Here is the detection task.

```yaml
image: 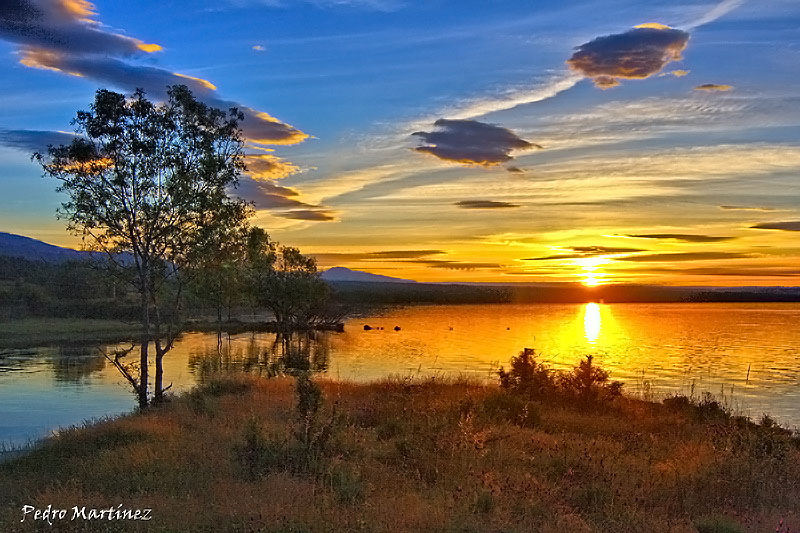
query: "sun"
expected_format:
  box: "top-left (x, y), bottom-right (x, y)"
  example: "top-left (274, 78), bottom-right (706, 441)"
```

top-left (574, 256), bottom-right (609, 286)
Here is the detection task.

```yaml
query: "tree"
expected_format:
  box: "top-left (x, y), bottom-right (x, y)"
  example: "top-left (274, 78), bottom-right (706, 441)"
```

top-left (37, 85), bottom-right (251, 407)
top-left (247, 238), bottom-right (334, 331)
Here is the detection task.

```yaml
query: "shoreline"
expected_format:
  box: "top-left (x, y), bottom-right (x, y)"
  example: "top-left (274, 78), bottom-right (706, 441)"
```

top-left (2, 373), bottom-right (798, 532)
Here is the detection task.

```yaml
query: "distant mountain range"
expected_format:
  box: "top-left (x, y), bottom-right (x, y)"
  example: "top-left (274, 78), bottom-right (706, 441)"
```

top-left (0, 232), bottom-right (93, 262)
top-left (321, 266), bottom-right (414, 283)
top-left (0, 233), bottom-right (414, 283)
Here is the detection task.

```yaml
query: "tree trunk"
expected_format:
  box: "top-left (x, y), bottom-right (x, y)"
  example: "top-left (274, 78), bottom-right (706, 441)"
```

top-left (139, 274), bottom-right (150, 409)
top-left (154, 346), bottom-right (164, 404)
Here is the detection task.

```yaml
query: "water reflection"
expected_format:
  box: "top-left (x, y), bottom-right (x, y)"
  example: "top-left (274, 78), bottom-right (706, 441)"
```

top-left (2, 303), bottom-right (800, 447)
top-left (584, 303), bottom-right (601, 344)
top-left (187, 332), bottom-right (330, 382)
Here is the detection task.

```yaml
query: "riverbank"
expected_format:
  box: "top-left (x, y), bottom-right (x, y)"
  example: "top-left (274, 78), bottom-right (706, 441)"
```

top-left (0, 317), bottom-right (344, 349)
top-left (1, 374), bottom-right (798, 532)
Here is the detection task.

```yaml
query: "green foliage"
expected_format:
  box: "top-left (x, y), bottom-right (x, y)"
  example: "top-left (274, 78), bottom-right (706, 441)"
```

top-left (498, 349), bottom-right (623, 407)
top-left (498, 348), bottom-right (557, 399)
top-left (560, 355), bottom-right (623, 403)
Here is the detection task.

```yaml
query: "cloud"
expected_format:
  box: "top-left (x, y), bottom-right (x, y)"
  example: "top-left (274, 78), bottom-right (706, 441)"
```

top-left (0, 0), bottom-right (161, 56)
top-left (1, 1), bottom-right (307, 147)
top-left (411, 259), bottom-right (502, 270)
top-left (719, 205), bottom-right (778, 212)
top-left (275, 209), bottom-right (337, 221)
top-left (0, 128), bottom-right (76, 152)
top-left (245, 153), bottom-right (301, 180)
top-left (455, 200), bottom-right (521, 209)
top-left (505, 166), bottom-right (524, 174)
top-left (695, 83), bottom-right (733, 91)
top-left (412, 119), bottom-right (537, 166)
top-left (17, 49), bottom-right (308, 145)
top-left (616, 251), bottom-right (753, 262)
top-left (684, 0), bottom-right (745, 30)
top-left (311, 250), bottom-right (446, 263)
top-left (523, 246), bottom-right (646, 261)
top-left (623, 233), bottom-right (735, 243)
top-left (252, 45), bottom-right (265, 51)
top-left (750, 221), bottom-right (800, 231)
top-left (660, 69), bottom-right (690, 77)
top-left (567, 25), bottom-right (690, 88)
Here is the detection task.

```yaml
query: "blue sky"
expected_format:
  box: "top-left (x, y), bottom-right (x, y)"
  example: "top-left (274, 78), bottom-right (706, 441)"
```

top-left (1, 0), bottom-right (799, 285)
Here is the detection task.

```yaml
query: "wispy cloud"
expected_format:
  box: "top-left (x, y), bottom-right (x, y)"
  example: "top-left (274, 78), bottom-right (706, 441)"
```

top-left (616, 251), bottom-right (753, 262)
top-left (684, 0), bottom-right (746, 30)
top-left (275, 209), bottom-right (337, 221)
top-left (623, 233), bottom-right (735, 243)
top-left (750, 221), bottom-right (800, 231)
top-left (455, 200), bottom-right (521, 209)
top-left (0, 128), bottom-right (76, 152)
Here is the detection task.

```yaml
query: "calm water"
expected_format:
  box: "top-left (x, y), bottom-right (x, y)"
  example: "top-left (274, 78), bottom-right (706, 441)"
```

top-left (2, 303), bottom-right (799, 447)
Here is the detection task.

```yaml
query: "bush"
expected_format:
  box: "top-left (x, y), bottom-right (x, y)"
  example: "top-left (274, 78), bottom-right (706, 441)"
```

top-left (560, 355), bottom-right (623, 404)
top-left (498, 348), bottom-right (557, 399)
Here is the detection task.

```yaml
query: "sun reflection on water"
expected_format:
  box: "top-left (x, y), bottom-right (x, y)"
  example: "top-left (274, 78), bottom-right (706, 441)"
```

top-left (584, 302), bottom-right (601, 344)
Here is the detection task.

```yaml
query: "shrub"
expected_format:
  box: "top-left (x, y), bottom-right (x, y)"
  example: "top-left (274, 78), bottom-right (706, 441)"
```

top-left (326, 464), bottom-right (365, 504)
top-left (560, 355), bottom-right (622, 404)
top-left (498, 348), bottom-right (558, 399)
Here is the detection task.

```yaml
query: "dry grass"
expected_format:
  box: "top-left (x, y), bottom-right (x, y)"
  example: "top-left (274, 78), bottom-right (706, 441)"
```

top-left (1, 374), bottom-right (798, 532)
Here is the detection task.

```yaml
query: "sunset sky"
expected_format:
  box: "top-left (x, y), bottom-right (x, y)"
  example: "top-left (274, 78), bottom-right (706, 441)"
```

top-left (1, 0), bottom-right (799, 286)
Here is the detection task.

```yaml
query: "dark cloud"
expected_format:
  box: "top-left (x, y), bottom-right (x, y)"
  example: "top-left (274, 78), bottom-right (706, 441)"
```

top-left (624, 233), bottom-right (735, 243)
top-left (412, 119), bottom-right (538, 166)
top-left (506, 166), bottom-right (524, 174)
top-left (750, 221), bottom-right (800, 232)
top-left (719, 205), bottom-right (777, 212)
top-left (235, 176), bottom-right (312, 210)
top-left (0, 0), bottom-right (161, 57)
top-left (1, 1), bottom-right (307, 147)
top-left (523, 246), bottom-right (645, 261)
top-left (616, 252), bottom-right (752, 262)
top-left (18, 50), bottom-right (307, 145)
top-left (567, 25), bottom-right (690, 88)
top-left (695, 84), bottom-right (733, 91)
top-left (276, 209), bottom-right (337, 222)
top-left (640, 267), bottom-right (800, 277)
top-left (414, 259), bottom-right (502, 270)
top-left (455, 200), bottom-right (521, 209)
top-left (368, 250), bottom-right (445, 259)
top-left (312, 250), bottom-right (445, 262)
top-left (0, 128), bottom-right (76, 152)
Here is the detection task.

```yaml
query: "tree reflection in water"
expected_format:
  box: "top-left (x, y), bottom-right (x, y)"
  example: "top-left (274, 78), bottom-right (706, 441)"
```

top-left (188, 331), bottom-right (330, 381)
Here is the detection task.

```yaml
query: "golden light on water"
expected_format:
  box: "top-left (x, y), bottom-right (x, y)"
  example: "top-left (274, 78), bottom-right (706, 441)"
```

top-left (583, 302), bottom-right (602, 343)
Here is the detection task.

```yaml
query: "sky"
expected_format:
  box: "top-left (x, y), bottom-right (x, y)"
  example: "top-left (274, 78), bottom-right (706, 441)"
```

top-left (1, 0), bottom-right (799, 286)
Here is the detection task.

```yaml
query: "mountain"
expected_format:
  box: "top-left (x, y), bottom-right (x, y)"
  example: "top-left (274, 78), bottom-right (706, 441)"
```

top-left (321, 266), bottom-right (415, 283)
top-left (0, 232), bottom-right (91, 262)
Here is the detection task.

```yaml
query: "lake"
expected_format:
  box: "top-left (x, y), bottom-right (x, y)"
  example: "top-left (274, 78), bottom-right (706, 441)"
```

top-left (2, 302), bottom-right (799, 447)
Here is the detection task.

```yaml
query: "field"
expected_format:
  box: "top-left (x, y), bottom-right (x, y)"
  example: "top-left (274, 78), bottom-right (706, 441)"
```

top-left (1, 372), bottom-right (798, 532)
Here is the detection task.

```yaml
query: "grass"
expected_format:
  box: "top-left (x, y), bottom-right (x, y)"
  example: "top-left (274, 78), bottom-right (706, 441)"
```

top-left (1, 372), bottom-right (798, 532)
top-left (0, 318), bottom-right (142, 348)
